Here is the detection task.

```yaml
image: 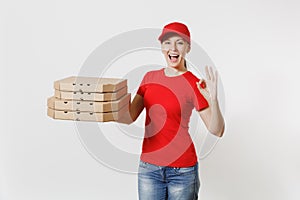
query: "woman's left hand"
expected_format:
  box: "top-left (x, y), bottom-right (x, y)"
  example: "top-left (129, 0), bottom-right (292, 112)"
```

top-left (196, 65), bottom-right (218, 103)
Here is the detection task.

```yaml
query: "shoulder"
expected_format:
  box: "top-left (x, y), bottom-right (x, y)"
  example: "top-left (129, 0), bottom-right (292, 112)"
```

top-left (184, 71), bottom-right (207, 93)
top-left (142, 68), bottom-right (163, 78)
top-left (183, 71), bottom-right (201, 89)
top-left (185, 71), bottom-right (200, 82)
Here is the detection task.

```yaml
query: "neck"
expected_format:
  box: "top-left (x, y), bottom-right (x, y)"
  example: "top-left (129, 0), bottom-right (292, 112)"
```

top-left (166, 66), bottom-right (186, 71)
top-left (168, 58), bottom-right (186, 71)
top-left (164, 66), bottom-right (187, 76)
top-left (166, 64), bottom-right (187, 72)
top-left (165, 57), bottom-right (187, 75)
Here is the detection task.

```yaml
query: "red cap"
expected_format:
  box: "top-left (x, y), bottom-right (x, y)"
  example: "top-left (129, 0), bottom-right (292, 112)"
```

top-left (158, 22), bottom-right (191, 44)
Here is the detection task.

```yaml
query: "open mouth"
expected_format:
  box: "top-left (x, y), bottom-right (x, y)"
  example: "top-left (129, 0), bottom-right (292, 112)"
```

top-left (168, 54), bottom-right (180, 63)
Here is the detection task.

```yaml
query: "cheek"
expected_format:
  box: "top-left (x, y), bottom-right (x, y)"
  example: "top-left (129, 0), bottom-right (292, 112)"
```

top-left (161, 46), bottom-right (169, 51)
top-left (161, 49), bottom-right (168, 56)
top-left (177, 47), bottom-right (187, 54)
top-left (181, 48), bottom-right (190, 56)
top-left (179, 51), bottom-right (187, 57)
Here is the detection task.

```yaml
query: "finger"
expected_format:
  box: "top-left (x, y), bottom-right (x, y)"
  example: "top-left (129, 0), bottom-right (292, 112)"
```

top-left (205, 65), bottom-right (211, 80)
top-left (215, 70), bottom-right (218, 85)
top-left (196, 81), bottom-right (206, 90)
top-left (196, 81), bottom-right (201, 89)
top-left (199, 79), bottom-right (206, 89)
top-left (196, 82), bottom-right (209, 95)
top-left (202, 88), bottom-right (211, 100)
top-left (197, 81), bottom-right (209, 93)
top-left (209, 66), bottom-right (215, 82)
top-left (216, 72), bottom-right (219, 95)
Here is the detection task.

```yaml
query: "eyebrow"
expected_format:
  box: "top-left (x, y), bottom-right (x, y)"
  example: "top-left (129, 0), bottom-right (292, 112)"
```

top-left (164, 39), bottom-right (184, 42)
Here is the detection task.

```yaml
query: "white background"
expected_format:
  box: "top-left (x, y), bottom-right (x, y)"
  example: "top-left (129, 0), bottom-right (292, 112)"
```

top-left (1, 0), bottom-right (300, 199)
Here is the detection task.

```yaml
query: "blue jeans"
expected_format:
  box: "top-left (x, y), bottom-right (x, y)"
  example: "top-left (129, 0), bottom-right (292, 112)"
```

top-left (138, 160), bottom-right (200, 200)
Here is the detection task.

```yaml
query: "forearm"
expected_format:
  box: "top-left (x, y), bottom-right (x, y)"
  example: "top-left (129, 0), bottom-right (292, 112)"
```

top-left (117, 102), bottom-right (134, 124)
top-left (208, 99), bottom-right (225, 137)
top-left (117, 94), bottom-right (144, 124)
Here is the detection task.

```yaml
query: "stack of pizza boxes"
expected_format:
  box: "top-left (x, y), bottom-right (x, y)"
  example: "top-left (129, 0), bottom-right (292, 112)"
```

top-left (47, 76), bottom-right (130, 122)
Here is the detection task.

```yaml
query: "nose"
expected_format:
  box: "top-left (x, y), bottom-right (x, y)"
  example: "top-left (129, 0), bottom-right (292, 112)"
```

top-left (170, 42), bottom-right (177, 51)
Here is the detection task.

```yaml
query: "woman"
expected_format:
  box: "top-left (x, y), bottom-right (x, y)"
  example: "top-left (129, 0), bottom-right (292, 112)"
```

top-left (119, 22), bottom-right (225, 200)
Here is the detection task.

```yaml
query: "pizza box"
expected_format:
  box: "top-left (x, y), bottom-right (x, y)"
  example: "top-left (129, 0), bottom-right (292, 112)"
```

top-left (54, 76), bottom-right (127, 93)
top-left (54, 86), bottom-right (127, 101)
top-left (47, 93), bottom-right (130, 112)
top-left (47, 103), bottom-right (129, 122)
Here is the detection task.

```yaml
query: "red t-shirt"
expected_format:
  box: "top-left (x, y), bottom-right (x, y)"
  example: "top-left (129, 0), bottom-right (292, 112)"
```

top-left (137, 68), bottom-right (209, 167)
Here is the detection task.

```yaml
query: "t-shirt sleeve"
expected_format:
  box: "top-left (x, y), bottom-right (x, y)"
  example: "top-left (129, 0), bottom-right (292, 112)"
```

top-left (136, 72), bottom-right (148, 97)
top-left (192, 77), bottom-right (209, 111)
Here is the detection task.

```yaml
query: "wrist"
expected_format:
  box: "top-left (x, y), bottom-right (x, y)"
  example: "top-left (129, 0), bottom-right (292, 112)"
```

top-left (209, 98), bottom-right (218, 105)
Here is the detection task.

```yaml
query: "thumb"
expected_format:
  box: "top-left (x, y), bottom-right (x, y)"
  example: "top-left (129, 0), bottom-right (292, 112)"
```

top-left (196, 81), bottom-right (210, 100)
top-left (197, 79), bottom-right (206, 89)
top-left (196, 82), bottom-right (204, 92)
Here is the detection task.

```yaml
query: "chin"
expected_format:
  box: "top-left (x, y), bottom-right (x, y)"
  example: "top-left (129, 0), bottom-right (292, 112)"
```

top-left (168, 63), bottom-right (180, 68)
top-left (168, 60), bottom-right (182, 67)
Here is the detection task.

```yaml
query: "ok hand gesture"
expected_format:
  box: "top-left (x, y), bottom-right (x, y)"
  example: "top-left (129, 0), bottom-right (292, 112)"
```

top-left (196, 65), bottom-right (218, 103)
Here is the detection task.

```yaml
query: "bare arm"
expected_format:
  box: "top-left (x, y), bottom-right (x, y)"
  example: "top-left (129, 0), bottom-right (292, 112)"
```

top-left (117, 94), bottom-right (144, 124)
top-left (196, 66), bottom-right (225, 137)
top-left (198, 100), bottom-right (225, 137)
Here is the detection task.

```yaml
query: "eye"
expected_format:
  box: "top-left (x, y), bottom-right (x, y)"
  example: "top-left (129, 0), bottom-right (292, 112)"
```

top-left (164, 41), bottom-right (170, 44)
top-left (177, 41), bottom-right (184, 45)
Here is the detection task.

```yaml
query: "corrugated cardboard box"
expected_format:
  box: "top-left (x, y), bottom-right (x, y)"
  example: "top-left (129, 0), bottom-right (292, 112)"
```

top-left (47, 93), bottom-right (130, 112)
top-left (47, 103), bottom-right (129, 122)
top-left (54, 76), bottom-right (127, 93)
top-left (54, 86), bottom-right (128, 101)
top-left (48, 76), bottom-right (131, 123)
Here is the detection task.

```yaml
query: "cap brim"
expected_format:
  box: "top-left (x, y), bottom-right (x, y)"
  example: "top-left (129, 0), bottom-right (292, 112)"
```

top-left (158, 30), bottom-right (190, 44)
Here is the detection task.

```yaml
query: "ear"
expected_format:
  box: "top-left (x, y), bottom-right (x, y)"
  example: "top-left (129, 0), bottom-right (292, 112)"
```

top-left (161, 42), bottom-right (167, 53)
top-left (186, 44), bottom-right (191, 53)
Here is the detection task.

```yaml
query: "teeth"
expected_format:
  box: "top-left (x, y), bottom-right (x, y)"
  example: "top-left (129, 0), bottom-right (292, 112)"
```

top-left (168, 54), bottom-right (179, 60)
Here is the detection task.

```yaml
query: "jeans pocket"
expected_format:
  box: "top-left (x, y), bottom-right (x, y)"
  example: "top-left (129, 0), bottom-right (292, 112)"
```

top-left (139, 160), bottom-right (148, 169)
top-left (138, 160), bottom-right (161, 174)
